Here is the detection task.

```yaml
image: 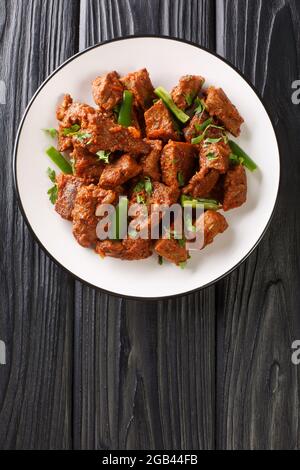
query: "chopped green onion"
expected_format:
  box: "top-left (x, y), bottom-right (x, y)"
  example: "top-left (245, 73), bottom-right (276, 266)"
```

top-left (62, 124), bottom-right (81, 136)
top-left (177, 172), bottom-right (185, 187)
top-left (184, 213), bottom-right (197, 233)
top-left (154, 86), bottom-right (190, 124)
top-left (158, 255), bottom-right (163, 265)
top-left (184, 92), bottom-right (195, 107)
top-left (194, 118), bottom-right (213, 134)
top-left (192, 123), bottom-right (227, 145)
top-left (178, 238), bottom-right (186, 248)
top-left (144, 177), bottom-right (153, 196)
top-left (46, 147), bottom-right (73, 174)
top-left (194, 97), bottom-right (206, 115)
top-left (228, 140), bottom-right (258, 172)
top-left (181, 195), bottom-right (221, 211)
top-left (118, 90), bottom-right (133, 127)
top-left (206, 152), bottom-right (218, 161)
top-left (133, 180), bottom-right (145, 193)
top-left (44, 128), bottom-right (58, 139)
top-left (96, 150), bottom-right (111, 164)
top-left (204, 137), bottom-right (223, 145)
top-left (179, 261), bottom-right (187, 270)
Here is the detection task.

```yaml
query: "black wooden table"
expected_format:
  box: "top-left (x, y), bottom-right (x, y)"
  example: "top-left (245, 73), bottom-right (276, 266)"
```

top-left (0, 0), bottom-right (299, 450)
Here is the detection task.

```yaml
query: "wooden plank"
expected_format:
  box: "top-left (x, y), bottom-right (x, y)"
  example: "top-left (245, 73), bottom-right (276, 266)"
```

top-left (0, 0), bottom-right (80, 449)
top-left (215, 0), bottom-right (300, 450)
top-left (74, 0), bottom-right (216, 450)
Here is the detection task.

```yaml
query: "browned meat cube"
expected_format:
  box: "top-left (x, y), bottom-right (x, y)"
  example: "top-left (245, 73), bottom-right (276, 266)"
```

top-left (183, 111), bottom-right (224, 143)
top-left (120, 68), bottom-right (155, 110)
top-left (96, 238), bottom-right (152, 260)
top-left (149, 182), bottom-right (180, 206)
top-left (55, 174), bottom-right (85, 221)
top-left (82, 113), bottom-right (150, 155)
top-left (140, 140), bottom-right (162, 181)
top-left (196, 210), bottom-right (228, 247)
top-left (72, 185), bottom-right (119, 247)
top-left (71, 144), bottom-right (104, 182)
top-left (92, 71), bottom-right (124, 112)
top-left (144, 100), bottom-right (181, 142)
top-left (161, 141), bottom-right (196, 188)
top-left (200, 141), bottom-right (230, 174)
top-left (99, 154), bottom-right (142, 189)
top-left (154, 239), bottom-right (188, 265)
top-left (223, 164), bottom-right (247, 211)
top-left (205, 87), bottom-right (244, 137)
top-left (171, 75), bottom-right (205, 110)
top-left (183, 168), bottom-right (219, 198)
top-left (56, 94), bottom-right (96, 152)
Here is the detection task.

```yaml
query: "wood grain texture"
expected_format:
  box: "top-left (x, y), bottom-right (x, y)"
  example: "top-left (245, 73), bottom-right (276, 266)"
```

top-left (0, 0), bottom-right (80, 449)
top-left (74, 0), bottom-right (217, 450)
top-left (215, 0), bottom-right (300, 450)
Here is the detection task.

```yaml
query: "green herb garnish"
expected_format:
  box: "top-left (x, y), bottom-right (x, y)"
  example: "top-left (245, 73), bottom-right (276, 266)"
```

top-left (144, 177), bottom-right (153, 196)
top-left (154, 86), bottom-right (190, 124)
top-left (137, 194), bottom-right (145, 204)
top-left (191, 124), bottom-right (227, 145)
top-left (62, 124), bottom-right (81, 136)
top-left (194, 97), bottom-right (206, 115)
top-left (44, 128), bottom-right (58, 139)
top-left (158, 256), bottom-right (163, 265)
top-left (96, 150), bottom-right (111, 164)
top-left (75, 132), bottom-right (92, 143)
top-left (206, 152), bottom-right (218, 161)
top-left (184, 92), bottom-right (195, 107)
top-left (194, 118), bottom-right (213, 134)
top-left (177, 172), bottom-right (185, 187)
top-left (179, 261), bottom-right (187, 270)
top-left (46, 168), bottom-right (58, 204)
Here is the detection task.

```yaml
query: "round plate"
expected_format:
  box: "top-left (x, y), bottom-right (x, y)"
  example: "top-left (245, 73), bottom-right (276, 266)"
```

top-left (14, 36), bottom-right (280, 299)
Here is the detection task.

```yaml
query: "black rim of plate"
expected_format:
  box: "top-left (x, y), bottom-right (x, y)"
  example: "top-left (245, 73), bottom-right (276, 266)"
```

top-left (13, 35), bottom-right (281, 301)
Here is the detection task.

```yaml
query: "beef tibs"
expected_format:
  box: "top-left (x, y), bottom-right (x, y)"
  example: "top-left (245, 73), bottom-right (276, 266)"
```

top-left (200, 141), bottom-right (230, 174)
top-left (50, 68), bottom-right (252, 268)
top-left (99, 154), bottom-right (142, 189)
top-left (92, 71), bottom-right (124, 112)
top-left (81, 113), bottom-right (149, 156)
top-left (96, 238), bottom-right (152, 260)
top-left (171, 75), bottom-right (205, 110)
top-left (71, 144), bottom-right (104, 182)
top-left (161, 141), bottom-right (196, 189)
top-left (144, 100), bottom-right (181, 142)
top-left (183, 168), bottom-right (219, 198)
top-left (55, 174), bottom-right (85, 221)
top-left (56, 94), bottom-right (96, 152)
top-left (155, 238), bottom-right (188, 266)
top-left (72, 185), bottom-right (119, 247)
top-left (205, 87), bottom-right (244, 137)
top-left (223, 164), bottom-right (247, 211)
top-left (196, 210), bottom-right (228, 247)
top-left (121, 68), bottom-right (155, 110)
top-left (140, 140), bottom-right (162, 181)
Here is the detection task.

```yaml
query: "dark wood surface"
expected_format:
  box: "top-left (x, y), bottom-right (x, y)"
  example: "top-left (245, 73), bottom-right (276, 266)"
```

top-left (0, 0), bottom-right (299, 450)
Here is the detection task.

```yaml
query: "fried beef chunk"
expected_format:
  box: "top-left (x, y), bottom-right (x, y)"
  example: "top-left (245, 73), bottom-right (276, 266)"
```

top-left (56, 94), bottom-right (96, 152)
top-left (171, 75), bottom-right (205, 110)
top-left (197, 210), bottom-right (228, 247)
top-left (72, 185), bottom-right (119, 247)
top-left (99, 154), bottom-right (142, 189)
top-left (183, 168), bottom-right (219, 198)
top-left (82, 113), bottom-right (149, 155)
top-left (55, 174), bottom-right (85, 221)
top-left (149, 182), bottom-right (180, 206)
top-left (92, 71), bottom-right (124, 112)
top-left (121, 68), bottom-right (155, 110)
top-left (71, 144), bottom-right (104, 182)
top-left (161, 141), bottom-right (196, 189)
top-left (223, 164), bottom-right (247, 211)
top-left (140, 139), bottom-right (162, 181)
top-left (144, 100), bottom-right (181, 142)
top-left (200, 141), bottom-right (230, 174)
top-left (205, 87), bottom-right (244, 137)
top-left (96, 238), bottom-right (152, 260)
top-left (155, 238), bottom-right (188, 265)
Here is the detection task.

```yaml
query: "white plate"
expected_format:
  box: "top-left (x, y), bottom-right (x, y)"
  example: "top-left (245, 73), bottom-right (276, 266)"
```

top-left (14, 37), bottom-right (280, 299)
